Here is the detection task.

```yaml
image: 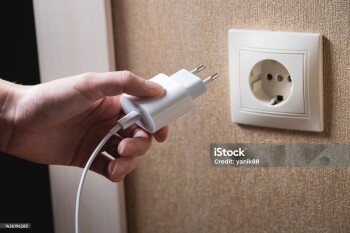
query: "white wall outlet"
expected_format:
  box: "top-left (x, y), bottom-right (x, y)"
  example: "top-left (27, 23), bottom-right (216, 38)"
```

top-left (228, 29), bottom-right (323, 132)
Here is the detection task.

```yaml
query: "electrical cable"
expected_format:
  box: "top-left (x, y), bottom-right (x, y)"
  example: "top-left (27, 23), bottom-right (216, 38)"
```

top-left (75, 111), bottom-right (140, 233)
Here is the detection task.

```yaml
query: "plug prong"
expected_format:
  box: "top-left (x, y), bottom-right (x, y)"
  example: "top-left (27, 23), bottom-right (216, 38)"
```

top-left (203, 73), bottom-right (219, 85)
top-left (191, 65), bottom-right (205, 74)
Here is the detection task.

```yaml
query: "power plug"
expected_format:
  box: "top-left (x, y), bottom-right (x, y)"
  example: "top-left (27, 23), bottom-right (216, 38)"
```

top-left (121, 66), bottom-right (219, 133)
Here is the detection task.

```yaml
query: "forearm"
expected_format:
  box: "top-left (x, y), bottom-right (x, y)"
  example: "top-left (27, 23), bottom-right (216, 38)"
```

top-left (0, 79), bottom-right (23, 152)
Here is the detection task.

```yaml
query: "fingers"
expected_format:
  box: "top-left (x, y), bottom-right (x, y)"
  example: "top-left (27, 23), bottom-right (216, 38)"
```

top-left (107, 157), bottom-right (139, 182)
top-left (116, 124), bottom-right (139, 139)
top-left (75, 71), bottom-right (164, 102)
top-left (104, 127), bottom-right (168, 182)
top-left (114, 71), bottom-right (164, 97)
top-left (117, 124), bottom-right (169, 143)
top-left (118, 128), bottom-right (152, 157)
top-left (89, 153), bottom-right (113, 178)
top-left (88, 128), bottom-right (153, 182)
top-left (153, 126), bottom-right (169, 142)
top-left (89, 153), bottom-right (139, 182)
top-left (84, 120), bottom-right (168, 183)
top-left (102, 134), bottom-right (123, 158)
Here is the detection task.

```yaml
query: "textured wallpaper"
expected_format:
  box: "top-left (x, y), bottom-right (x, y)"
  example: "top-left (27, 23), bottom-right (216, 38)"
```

top-left (112, 0), bottom-right (350, 232)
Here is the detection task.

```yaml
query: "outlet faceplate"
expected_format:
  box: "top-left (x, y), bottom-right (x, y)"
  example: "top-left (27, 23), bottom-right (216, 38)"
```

top-left (229, 29), bottom-right (323, 132)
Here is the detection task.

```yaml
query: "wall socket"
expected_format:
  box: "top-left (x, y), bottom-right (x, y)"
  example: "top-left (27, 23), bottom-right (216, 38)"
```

top-left (229, 29), bottom-right (323, 132)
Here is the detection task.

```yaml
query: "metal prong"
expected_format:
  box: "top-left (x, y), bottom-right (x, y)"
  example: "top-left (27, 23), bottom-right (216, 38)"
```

top-left (203, 73), bottom-right (219, 85)
top-left (191, 65), bottom-right (205, 74)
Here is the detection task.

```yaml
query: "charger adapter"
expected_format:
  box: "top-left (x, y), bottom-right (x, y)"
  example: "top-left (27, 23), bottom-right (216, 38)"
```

top-left (121, 66), bottom-right (219, 133)
top-left (75, 66), bottom-right (218, 233)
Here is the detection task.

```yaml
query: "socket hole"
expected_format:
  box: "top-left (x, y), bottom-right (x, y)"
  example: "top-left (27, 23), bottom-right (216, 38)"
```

top-left (266, 73), bottom-right (273, 80)
top-left (249, 59), bottom-right (292, 106)
top-left (277, 74), bottom-right (283, 81)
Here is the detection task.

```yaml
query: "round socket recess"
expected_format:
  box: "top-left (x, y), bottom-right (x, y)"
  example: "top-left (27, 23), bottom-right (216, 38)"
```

top-left (250, 59), bottom-right (292, 106)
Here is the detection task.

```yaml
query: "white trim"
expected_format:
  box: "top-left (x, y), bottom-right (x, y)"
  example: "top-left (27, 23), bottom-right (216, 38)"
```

top-left (33, 1), bottom-right (127, 232)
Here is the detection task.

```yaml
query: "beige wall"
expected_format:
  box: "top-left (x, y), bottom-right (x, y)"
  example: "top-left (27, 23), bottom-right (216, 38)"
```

top-left (112, 0), bottom-right (350, 232)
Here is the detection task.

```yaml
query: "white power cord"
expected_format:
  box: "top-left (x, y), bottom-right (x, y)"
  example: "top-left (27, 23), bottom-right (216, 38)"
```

top-left (75, 66), bottom-right (219, 233)
top-left (75, 111), bottom-right (140, 233)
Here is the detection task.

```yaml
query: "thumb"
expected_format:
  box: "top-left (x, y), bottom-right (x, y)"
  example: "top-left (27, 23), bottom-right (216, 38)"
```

top-left (75, 71), bottom-right (164, 101)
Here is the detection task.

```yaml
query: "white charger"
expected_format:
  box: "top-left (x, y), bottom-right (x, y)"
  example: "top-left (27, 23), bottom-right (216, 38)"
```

top-left (75, 66), bottom-right (218, 233)
top-left (121, 66), bottom-right (219, 133)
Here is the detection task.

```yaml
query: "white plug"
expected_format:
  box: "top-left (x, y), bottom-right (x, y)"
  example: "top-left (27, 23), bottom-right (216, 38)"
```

top-left (76, 66), bottom-right (218, 233)
top-left (121, 66), bottom-right (219, 133)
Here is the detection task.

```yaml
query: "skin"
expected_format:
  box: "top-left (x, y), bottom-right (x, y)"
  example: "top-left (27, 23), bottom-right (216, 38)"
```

top-left (0, 71), bottom-right (168, 182)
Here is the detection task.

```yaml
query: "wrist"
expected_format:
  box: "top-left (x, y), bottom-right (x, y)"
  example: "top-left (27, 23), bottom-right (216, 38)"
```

top-left (0, 79), bottom-right (24, 152)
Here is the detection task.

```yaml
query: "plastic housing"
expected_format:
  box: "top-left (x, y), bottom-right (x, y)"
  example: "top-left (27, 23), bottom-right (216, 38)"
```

top-left (121, 70), bottom-right (207, 133)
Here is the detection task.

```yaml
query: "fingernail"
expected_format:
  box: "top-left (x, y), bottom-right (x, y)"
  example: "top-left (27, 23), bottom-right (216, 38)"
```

top-left (145, 80), bottom-right (163, 92)
top-left (112, 164), bottom-right (125, 176)
top-left (120, 142), bottom-right (136, 156)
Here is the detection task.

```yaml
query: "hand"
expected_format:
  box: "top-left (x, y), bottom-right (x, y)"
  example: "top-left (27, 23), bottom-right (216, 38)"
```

top-left (4, 71), bottom-right (168, 182)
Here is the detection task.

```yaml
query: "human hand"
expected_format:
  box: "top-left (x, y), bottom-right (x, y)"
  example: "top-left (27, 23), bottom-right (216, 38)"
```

top-left (3, 71), bottom-right (168, 182)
